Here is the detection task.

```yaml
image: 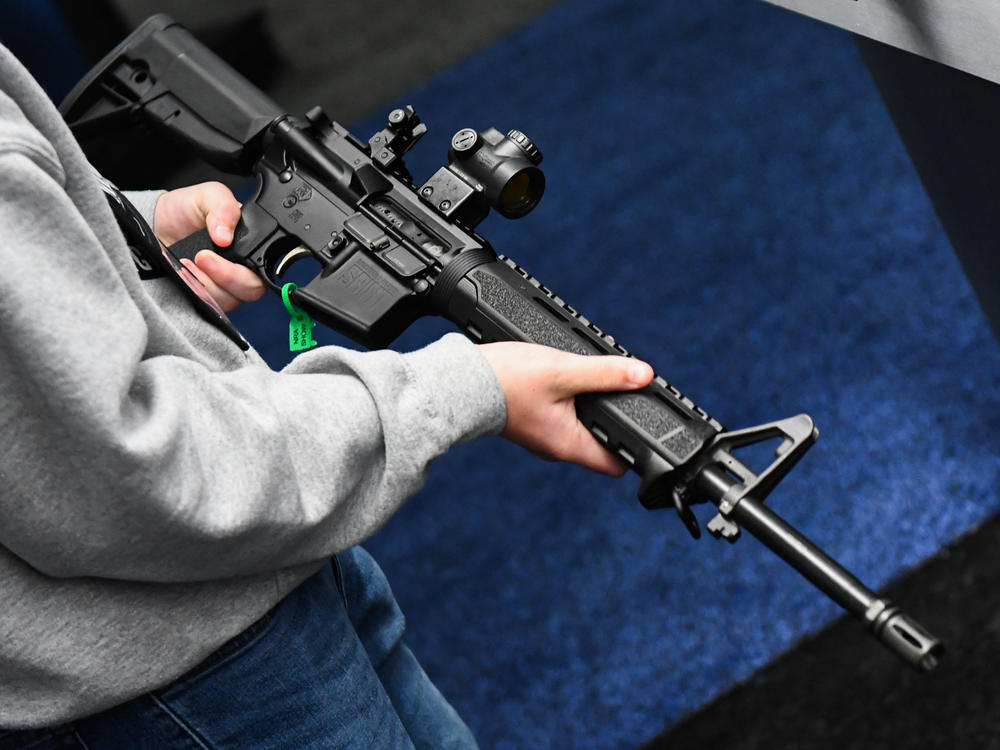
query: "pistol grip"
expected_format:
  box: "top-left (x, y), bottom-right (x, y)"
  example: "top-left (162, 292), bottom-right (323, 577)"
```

top-left (169, 228), bottom-right (220, 263)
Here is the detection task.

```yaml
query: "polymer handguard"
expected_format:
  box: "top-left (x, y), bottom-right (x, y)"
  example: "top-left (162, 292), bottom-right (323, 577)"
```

top-left (60, 15), bottom-right (943, 671)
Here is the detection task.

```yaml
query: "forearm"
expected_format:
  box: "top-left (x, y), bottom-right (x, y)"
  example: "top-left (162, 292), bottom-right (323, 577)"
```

top-left (0, 152), bottom-right (505, 583)
top-left (3, 335), bottom-right (502, 581)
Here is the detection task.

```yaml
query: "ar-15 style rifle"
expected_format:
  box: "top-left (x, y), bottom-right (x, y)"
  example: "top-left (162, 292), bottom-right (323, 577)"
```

top-left (60, 14), bottom-right (942, 670)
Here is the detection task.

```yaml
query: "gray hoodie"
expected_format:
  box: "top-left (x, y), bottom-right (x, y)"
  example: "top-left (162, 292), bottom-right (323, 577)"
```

top-left (0, 44), bottom-right (506, 728)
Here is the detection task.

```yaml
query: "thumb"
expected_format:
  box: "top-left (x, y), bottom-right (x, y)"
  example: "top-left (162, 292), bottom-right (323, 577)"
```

top-left (554, 354), bottom-right (654, 395)
top-left (195, 183), bottom-right (241, 248)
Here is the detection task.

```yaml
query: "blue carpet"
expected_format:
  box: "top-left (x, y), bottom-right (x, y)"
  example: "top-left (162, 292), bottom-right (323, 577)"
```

top-left (267, 2), bottom-right (999, 747)
top-left (0, 1), bottom-right (91, 102)
top-left (233, 1), bottom-right (1000, 747)
top-left (11, 0), bottom-right (1000, 747)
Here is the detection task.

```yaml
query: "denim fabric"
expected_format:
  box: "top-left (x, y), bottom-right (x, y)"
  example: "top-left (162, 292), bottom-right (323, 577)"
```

top-left (0, 548), bottom-right (478, 750)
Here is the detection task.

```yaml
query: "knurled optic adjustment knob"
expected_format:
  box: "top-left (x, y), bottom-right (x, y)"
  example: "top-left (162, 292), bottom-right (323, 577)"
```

top-left (507, 129), bottom-right (542, 164)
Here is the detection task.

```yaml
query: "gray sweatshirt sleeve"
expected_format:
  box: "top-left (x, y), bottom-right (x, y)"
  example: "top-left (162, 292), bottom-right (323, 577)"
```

top-left (0, 86), bottom-right (507, 583)
top-left (121, 188), bottom-right (163, 227)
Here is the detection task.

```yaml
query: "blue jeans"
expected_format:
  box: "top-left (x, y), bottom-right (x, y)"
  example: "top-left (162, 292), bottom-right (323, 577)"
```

top-left (0, 548), bottom-right (478, 750)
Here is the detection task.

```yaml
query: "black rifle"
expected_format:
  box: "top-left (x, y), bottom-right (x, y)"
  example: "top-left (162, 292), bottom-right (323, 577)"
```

top-left (60, 15), bottom-right (943, 670)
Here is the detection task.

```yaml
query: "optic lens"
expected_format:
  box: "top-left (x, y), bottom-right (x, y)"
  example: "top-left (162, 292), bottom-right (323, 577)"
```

top-left (499, 169), bottom-right (544, 217)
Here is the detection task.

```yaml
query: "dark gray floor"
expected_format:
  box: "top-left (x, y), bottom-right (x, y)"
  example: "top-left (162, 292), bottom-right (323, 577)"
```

top-left (640, 509), bottom-right (1000, 750)
top-left (108, 0), bottom-right (564, 125)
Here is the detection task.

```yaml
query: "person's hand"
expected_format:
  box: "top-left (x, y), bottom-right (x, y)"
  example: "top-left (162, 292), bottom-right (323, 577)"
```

top-left (153, 182), bottom-right (266, 312)
top-left (478, 342), bottom-right (655, 476)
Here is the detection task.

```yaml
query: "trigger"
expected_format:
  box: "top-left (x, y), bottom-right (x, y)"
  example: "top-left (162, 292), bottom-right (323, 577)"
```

top-left (275, 245), bottom-right (313, 277)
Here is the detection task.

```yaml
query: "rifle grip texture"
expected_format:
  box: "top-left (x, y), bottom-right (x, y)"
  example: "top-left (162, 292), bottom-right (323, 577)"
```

top-left (441, 256), bottom-right (721, 496)
top-left (169, 228), bottom-right (219, 263)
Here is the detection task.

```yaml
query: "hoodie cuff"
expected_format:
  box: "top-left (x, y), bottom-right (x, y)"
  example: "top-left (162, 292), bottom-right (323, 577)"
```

top-left (403, 333), bottom-right (507, 444)
top-left (121, 189), bottom-right (165, 229)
